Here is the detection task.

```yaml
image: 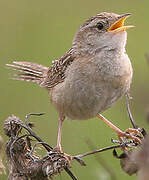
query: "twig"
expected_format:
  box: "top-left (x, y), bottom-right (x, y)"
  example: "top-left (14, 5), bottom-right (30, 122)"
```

top-left (25, 112), bottom-right (45, 125)
top-left (64, 167), bottom-right (78, 180)
top-left (29, 142), bottom-right (51, 156)
top-left (125, 92), bottom-right (137, 129)
top-left (74, 144), bottom-right (123, 159)
top-left (125, 92), bottom-right (147, 137)
top-left (17, 122), bottom-right (53, 151)
top-left (74, 140), bottom-right (135, 160)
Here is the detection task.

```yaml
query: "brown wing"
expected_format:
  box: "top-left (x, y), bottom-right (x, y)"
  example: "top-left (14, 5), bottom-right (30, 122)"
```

top-left (41, 48), bottom-right (75, 88)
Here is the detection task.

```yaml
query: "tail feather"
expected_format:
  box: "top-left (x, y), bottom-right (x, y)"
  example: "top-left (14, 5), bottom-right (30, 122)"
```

top-left (6, 61), bottom-right (48, 86)
top-left (7, 62), bottom-right (43, 75)
top-left (13, 73), bottom-right (42, 83)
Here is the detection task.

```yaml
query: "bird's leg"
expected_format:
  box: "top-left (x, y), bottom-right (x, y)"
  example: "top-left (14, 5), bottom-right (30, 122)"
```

top-left (54, 115), bottom-right (72, 162)
top-left (55, 115), bottom-right (65, 152)
top-left (97, 114), bottom-right (142, 144)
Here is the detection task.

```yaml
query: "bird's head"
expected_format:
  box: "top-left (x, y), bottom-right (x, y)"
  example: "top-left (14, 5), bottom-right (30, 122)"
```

top-left (72, 12), bottom-right (134, 54)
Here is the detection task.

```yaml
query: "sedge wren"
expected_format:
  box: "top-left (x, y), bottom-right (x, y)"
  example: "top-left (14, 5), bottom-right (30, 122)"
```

top-left (7, 12), bottom-right (140, 152)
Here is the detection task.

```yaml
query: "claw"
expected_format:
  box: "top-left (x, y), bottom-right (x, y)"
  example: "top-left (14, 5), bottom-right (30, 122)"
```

top-left (125, 128), bottom-right (142, 136)
top-left (118, 128), bottom-right (142, 145)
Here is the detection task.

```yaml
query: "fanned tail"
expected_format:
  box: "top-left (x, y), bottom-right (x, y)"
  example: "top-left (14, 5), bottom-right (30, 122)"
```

top-left (6, 61), bottom-right (48, 86)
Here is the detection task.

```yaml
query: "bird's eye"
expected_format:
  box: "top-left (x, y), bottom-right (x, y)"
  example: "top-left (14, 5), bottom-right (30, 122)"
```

top-left (96, 22), bottom-right (104, 30)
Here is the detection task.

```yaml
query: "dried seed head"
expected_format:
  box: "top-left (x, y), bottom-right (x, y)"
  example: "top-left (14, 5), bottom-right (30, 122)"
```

top-left (3, 115), bottom-right (22, 137)
top-left (42, 151), bottom-right (71, 178)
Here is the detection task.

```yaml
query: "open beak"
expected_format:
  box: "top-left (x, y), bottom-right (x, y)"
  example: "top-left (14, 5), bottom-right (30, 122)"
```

top-left (108, 13), bottom-right (134, 33)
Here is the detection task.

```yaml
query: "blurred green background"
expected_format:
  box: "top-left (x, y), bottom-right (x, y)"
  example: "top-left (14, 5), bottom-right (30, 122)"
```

top-left (0, 0), bottom-right (149, 179)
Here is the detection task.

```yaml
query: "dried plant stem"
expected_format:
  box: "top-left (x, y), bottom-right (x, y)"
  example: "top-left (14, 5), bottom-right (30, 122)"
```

top-left (74, 144), bottom-right (122, 159)
top-left (125, 92), bottom-right (137, 129)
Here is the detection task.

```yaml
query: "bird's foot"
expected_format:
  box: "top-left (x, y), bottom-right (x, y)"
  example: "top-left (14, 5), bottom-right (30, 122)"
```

top-left (53, 146), bottom-right (72, 162)
top-left (53, 147), bottom-right (86, 166)
top-left (117, 128), bottom-right (143, 145)
top-left (53, 146), bottom-right (62, 153)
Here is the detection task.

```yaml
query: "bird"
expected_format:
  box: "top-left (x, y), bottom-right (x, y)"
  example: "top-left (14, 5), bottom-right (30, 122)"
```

top-left (6, 12), bottom-right (141, 152)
